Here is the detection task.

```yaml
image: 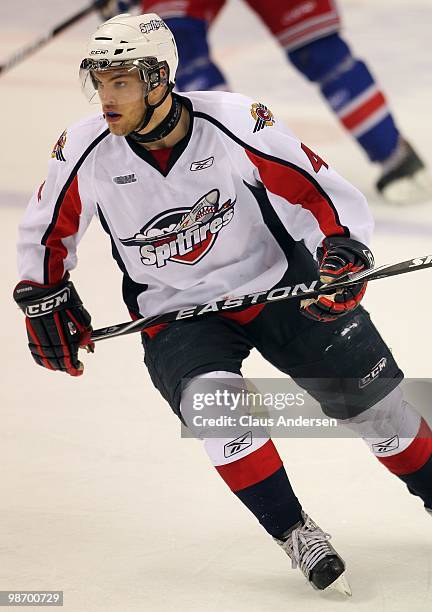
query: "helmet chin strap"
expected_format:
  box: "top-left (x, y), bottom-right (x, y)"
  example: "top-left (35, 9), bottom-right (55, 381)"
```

top-left (130, 88), bottom-right (182, 144)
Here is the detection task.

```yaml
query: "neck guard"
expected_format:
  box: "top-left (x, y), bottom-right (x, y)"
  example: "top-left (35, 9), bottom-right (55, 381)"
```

top-left (130, 92), bottom-right (182, 144)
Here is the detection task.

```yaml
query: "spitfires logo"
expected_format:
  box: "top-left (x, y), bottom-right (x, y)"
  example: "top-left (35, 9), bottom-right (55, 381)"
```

top-left (139, 19), bottom-right (168, 35)
top-left (250, 102), bottom-right (275, 133)
top-left (51, 130), bottom-right (67, 162)
top-left (120, 189), bottom-right (236, 268)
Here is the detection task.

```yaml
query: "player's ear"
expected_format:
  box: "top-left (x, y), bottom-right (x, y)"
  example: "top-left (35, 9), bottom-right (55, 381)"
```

top-left (159, 66), bottom-right (169, 86)
top-left (148, 66), bottom-right (169, 105)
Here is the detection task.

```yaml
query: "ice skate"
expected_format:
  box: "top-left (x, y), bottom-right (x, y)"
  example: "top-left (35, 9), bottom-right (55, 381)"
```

top-left (376, 138), bottom-right (432, 203)
top-left (275, 512), bottom-right (352, 596)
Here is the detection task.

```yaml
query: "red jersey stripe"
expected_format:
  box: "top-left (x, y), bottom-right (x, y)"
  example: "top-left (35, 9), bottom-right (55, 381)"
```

top-left (219, 303), bottom-right (265, 325)
top-left (43, 174), bottom-right (82, 284)
top-left (245, 149), bottom-right (347, 238)
top-left (144, 323), bottom-right (169, 339)
top-left (128, 310), bottom-right (169, 339)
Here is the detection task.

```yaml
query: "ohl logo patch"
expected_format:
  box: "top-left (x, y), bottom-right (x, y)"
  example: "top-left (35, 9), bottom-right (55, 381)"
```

top-left (51, 130), bottom-right (67, 162)
top-left (251, 102), bottom-right (275, 133)
top-left (120, 189), bottom-right (236, 268)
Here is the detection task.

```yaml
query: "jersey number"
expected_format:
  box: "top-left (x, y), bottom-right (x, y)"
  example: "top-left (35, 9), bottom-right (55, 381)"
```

top-left (301, 143), bottom-right (328, 174)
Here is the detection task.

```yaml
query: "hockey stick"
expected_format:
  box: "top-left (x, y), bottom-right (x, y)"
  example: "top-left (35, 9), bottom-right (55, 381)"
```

top-left (90, 254), bottom-right (432, 343)
top-left (0, 0), bottom-right (110, 76)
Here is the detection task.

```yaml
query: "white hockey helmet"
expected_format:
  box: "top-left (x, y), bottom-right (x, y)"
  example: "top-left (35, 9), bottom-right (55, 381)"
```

top-left (79, 13), bottom-right (178, 102)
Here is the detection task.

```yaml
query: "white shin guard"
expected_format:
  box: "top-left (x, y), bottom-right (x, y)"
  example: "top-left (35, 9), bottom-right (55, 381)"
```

top-left (180, 370), bottom-right (271, 467)
top-left (341, 386), bottom-right (421, 457)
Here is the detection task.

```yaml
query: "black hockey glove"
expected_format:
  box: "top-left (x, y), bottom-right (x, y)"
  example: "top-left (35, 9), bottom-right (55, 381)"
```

top-left (301, 236), bottom-right (374, 322)
top-left (13, 274), bottom-right (94, 376)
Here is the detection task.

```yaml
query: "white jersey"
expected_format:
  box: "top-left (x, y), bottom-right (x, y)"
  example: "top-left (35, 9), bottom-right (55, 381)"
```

top-left (17, 91), bottom-right (373, 318)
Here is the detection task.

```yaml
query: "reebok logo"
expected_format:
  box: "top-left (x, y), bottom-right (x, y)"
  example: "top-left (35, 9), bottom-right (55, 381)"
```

top-left (224, 432), bottom-right (253, 458)
top-left (113, 173), bottom-right (137, 184)
top-left (372, 435), bottom-right (399, 454)
top-left (190, 157), bottom-right (214, 171)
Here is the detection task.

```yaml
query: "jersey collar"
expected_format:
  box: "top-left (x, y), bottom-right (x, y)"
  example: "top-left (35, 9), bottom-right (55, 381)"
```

top-left (125, 95), bottom-right (194, 177)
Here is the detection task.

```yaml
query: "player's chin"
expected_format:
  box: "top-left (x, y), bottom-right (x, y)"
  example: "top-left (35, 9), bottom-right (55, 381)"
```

top-left (107, 122), bottom-right (129, 136)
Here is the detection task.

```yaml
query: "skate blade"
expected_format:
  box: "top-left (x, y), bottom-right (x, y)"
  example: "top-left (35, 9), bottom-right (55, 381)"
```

top-left (325, 572), bottom-right (352, 597)
top-left (381, 169), bottom-right (432, 204)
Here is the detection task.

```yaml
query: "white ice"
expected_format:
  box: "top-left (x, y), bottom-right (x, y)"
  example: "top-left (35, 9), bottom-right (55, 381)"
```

top-left (1, 1), bottom-right (431, 610)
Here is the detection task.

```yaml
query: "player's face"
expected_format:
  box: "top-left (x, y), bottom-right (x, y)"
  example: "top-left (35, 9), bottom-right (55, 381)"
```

top-left (94, 69), bottom-right (147, 136)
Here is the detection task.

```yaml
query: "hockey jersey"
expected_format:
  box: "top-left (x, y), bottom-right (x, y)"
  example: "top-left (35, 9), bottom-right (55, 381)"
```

top-left (17, 91), bottom-right (374, 318)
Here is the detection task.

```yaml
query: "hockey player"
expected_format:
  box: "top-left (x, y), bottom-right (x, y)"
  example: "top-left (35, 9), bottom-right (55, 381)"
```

top-left (98, 0), bottom-right (430, 203)
top-left (14, 14), bottom-right (432, 596)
